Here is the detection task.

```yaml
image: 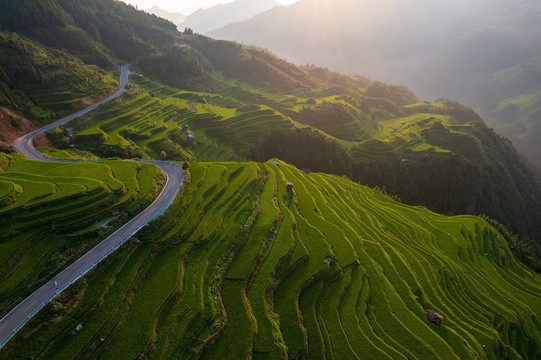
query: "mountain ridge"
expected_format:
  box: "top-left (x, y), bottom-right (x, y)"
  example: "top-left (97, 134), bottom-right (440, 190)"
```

top-left (182, 0), bottom-right (280, 34)
top-left (147, 5), bottom-right (186, 26)
top-left (209, 0), bottom-right (541, 169)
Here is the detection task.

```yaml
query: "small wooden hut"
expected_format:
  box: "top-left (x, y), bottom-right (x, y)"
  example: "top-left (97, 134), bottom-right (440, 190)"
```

top-left (286, 181), bottom-right (294, 191)
top-left (426, 311), bottom-right (444, 325)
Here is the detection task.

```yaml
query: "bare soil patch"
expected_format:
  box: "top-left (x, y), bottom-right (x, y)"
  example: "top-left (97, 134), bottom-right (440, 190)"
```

top-left (0, 108), bottom-right (38, 150)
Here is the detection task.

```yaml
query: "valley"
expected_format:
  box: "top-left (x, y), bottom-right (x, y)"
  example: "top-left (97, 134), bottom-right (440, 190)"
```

top-left (0, 0), bottom-right (540, 358)
top-left (209, 0), bottom-right (541, 170)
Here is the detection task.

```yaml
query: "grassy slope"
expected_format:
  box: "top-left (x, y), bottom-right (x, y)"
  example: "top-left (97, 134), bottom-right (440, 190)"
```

top-left (2, 160), bottom-right (539, 359)
top-left (0, 153), bottom-right (162, 319)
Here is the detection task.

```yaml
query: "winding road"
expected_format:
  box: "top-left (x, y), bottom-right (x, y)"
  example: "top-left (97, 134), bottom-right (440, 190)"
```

top-left (0, 65), bottom-right (184, 348)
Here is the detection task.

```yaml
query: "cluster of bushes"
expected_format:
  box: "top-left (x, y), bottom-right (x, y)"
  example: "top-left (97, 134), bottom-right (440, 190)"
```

top-left (137, 46), bottom-right (206, 87)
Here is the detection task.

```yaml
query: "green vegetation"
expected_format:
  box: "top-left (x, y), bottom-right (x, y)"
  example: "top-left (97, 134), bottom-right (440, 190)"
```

top-left (0, 0), bottom-right (178, 66)
top-left (1, 2), bottom-right (541, 358)
top-left (0, 31), bottom-right (118, 123)
top-left (0, 153), bottom-right (163, 319)
top-left (0, 0), bottom-right (180, 125)
top-left (67, 77), bottom-right (295, 162)
top-left (1, 0), bottom-right (538, 244)
top-left (97, 57), bottom-right (541, 244)
top-left (2, 161), bottom-right (539, 359)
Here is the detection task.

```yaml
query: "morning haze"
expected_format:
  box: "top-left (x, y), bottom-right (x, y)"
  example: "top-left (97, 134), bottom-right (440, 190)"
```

top-left (209, 0), bottom-right (541, 168)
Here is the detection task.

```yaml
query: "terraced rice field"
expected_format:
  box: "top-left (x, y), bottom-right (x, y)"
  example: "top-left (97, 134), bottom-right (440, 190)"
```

top-left (3, 160), bottom-right (539, 359)
top-left (73, 86), bottom-right (295, 161)
top-left (67, 73), bottom-right (479, 168)
top-left (0, 153), bottom-right (162, 320)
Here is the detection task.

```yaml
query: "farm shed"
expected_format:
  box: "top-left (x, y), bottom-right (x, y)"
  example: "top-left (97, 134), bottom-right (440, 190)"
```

top-left (426, 311), bottom-right (444, 325)
top-left (286, 181), bottom-right (294, 191)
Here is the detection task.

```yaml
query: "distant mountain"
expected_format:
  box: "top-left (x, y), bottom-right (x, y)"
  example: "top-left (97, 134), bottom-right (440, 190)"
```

top-left (182, 0), bottom-right (280, 34)
top-left (148, 5), bottom-right (186, 26)
top-left (209, 0), bottom-right (541, 168)
top-left (180, 7), bottom-right (200, 16)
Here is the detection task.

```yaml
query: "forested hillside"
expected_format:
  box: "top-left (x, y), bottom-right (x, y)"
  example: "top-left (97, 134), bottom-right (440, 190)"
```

top-left (1, 1), bottom-right (541, 357)
top-left (0, 31), bottom-right (117, 124)
top-left (0, 0), bottom-right (178, 65)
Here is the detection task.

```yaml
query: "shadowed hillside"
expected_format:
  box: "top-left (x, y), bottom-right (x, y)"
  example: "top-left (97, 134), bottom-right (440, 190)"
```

top-left (0, 0), bottom-right (178, 64)
top-left (0, 31), bottom-right (118, 124)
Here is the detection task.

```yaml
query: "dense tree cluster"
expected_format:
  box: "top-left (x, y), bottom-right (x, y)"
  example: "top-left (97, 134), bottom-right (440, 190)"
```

top-left (137, 46), bottom-right (205, 86)
top-left (250, 128), bottom-right (353, 176)
top-left (0, 0), bottom-right (178, 65)
top-left (0, 31), bottom-right (115, 123)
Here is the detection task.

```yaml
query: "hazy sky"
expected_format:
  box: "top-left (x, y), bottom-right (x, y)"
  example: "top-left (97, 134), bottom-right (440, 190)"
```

top-left (122, 0), bottom-right (299, 13)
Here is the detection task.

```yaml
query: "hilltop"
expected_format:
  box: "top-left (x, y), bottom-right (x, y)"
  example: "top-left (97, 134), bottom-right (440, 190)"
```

top-left (147, 6), bottom-right (186, 27)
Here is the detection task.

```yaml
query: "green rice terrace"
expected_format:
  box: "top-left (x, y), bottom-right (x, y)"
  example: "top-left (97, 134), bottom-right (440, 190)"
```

top-left (0, 152), bottom-right (163, 321)
top-left (59, 72), bottom-right (489, 165)
top-left (51, 72), bottom-right (541, 250)
top-left (63, 75), bottom-right (297, 162)
top-left (1, 160), bottom-right (539, 359)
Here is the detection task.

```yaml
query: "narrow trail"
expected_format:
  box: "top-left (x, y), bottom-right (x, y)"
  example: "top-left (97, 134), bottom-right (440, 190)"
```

top-left (0, 64), bottom-right (184, 348)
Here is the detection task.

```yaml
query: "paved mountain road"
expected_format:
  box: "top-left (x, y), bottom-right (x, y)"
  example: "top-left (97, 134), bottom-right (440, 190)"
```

top-left (0, 65), bottom-right (184, 348)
